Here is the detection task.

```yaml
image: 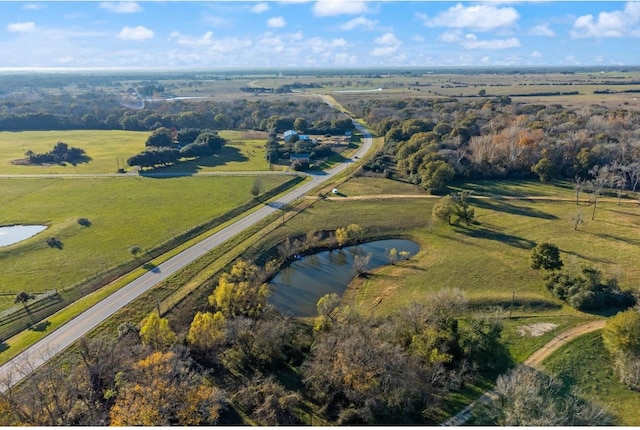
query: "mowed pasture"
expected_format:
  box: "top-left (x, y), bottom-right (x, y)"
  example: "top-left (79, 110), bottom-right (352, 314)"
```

top-left (351, 181), bottom-right (640, 314)
top-left (0, 174), bottom-right (294, 310)
top-left (265, 175), bottom-right (640, 325)
top-left (0, 130), bottom-right (270, 174)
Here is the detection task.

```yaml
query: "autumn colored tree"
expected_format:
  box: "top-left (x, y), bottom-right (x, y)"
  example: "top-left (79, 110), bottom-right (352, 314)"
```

top-left (604, 309), bottom-right (640, 355)
top-left (335, 223), bottom-right (364, 247)
top-left (187, 311), bottom-right (227, 350)
top-left (315, 293), bottom-right (341, 330)
top-left (109, 351), bottom-right (225, 426)
top-left (139, 312), bottom-right (176, 350)
top-left (209, 260), bottom-right (270, 318)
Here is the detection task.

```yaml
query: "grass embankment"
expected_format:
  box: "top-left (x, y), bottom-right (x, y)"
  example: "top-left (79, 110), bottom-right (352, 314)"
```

top-left (0, 175), bottom-right (293, 305)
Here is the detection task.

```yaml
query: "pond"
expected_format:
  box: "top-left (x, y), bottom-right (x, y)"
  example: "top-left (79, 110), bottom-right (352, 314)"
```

top-left (0, 225), bottom-right (47, 247)
top-left (269, 239), bottom-right (420, 317)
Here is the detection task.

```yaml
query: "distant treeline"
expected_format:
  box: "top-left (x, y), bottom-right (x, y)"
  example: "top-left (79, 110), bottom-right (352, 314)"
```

top-left (594, 89), bottom-right (640, 94)
top-left (0, 95), bottom-right (347, 133)
top-left (350, 95), bottom-right (640, 192)
top-left (506, 91), bottom-right (580, 97)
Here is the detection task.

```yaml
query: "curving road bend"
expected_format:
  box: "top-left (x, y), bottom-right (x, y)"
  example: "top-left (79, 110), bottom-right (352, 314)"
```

top-left (440, 320), bottom-right (606, 426)
top-left (0, 121), bottom-right (373, 393)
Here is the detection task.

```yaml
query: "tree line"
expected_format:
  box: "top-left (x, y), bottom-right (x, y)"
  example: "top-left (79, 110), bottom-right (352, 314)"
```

top-left (349, 97), bottom-right (640, 193)
top-left (0, 93), bottom-right (348, 133)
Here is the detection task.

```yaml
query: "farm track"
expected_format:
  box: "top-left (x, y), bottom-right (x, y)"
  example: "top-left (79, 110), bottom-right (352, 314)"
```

top-left (440, 320), bottom-right (607, 426)
top-left (0, 170), bottom-right (298, 178)
top-left (318, 193), bottom-right (639, 204)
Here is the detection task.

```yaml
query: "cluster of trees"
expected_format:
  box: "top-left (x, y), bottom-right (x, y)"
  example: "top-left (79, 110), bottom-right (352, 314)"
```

top-left (0, 91), bottom-right (348, 133)
top-left (0, 254), bottom-right (513, 425)
top-left (603, 309), bottom-right (640, 390)
top-left (544, 267), bottom-right (634, 311)
top-left (347, 97), bottom-right (640, 192)
top-left (474, 365), bottom-right (611, 425)
top-left (432, 191), bottom-right (476, 225)
top-left (23, 141), bottom-right (86, 165)
top-left (0, 326), bottom-right (225, 425)
top-left (530, 243), bottom-right (635, 311)
top-left (127, 127), bottom-right (225, 169)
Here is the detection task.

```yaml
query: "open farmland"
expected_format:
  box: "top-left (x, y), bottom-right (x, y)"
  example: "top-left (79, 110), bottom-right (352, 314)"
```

top-left (0, 130), bottom-right (272, 174)
top-left (1, 68), bottom-right (640, 426)
top-left (0, 174), bottom-right (296, 306)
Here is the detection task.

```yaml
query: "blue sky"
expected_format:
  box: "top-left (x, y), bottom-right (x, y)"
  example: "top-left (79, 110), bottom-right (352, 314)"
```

top-left (0, 1), bottom-right (637, 69)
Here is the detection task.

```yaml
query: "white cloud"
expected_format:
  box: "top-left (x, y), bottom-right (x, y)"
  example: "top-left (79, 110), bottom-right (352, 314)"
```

top-left (100, 2), bottom-right (142, 14)
top-left (461, 34), bottom-right (521, 50)
top-left (250, 3), bottom-right (269, 14)
top-left (375, 32), bottom-right (400, 46)
top-left (267, 16), bottom-right (286, 28)
top-left (340, 16), bottom-right (377, 31)
top-left (23, 3), bottom-right (45, 11)
top-left (438, 30), bottom-right (463, 43)
top-left (411, 34), bottom-right (425, 43)
top-left (118, 26), bottom-right (154, 40)
top-left (313, 1), bottom-right (368, 17)
top-left (370, 45), bottom-right (398, 57)
top-left (422, 4), bottom-right (519, 30)
top-left (530, 23), bottom-right (555, 37)
top-left (7, 22), bottom-right (36, 33)
top-left (202, 13), bottom-right (233, 28)
top-left (370, 32), bottom-right (401, 57)
top-left (564, 55), bottom-right (580, 64)
top-left (169, 31), bottom-right (214, 47)
top-left (571, 2), bottom-right (640, 38)
top-left (531, 50), bottom-right (543, 58)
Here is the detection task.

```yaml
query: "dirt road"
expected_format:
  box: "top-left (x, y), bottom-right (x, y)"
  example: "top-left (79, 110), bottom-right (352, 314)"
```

top-left (440, 319), bottom-right (606, 426)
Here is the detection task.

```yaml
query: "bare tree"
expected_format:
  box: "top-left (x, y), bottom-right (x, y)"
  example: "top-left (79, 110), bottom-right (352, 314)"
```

top-left (572, 175), bottom-right (586, 205)
top-left (616, 174), bottom-right (628, 205)
top-left (588, 165), bottom-right (607, 220)
top-left (627, 161), bottom-right (640, 194)
top-left (353, 253), bottom-right (371, 277)
top-left (474, 365), bottom-right (612, 426)
top-left (570, 209), bottom-right (584, 230)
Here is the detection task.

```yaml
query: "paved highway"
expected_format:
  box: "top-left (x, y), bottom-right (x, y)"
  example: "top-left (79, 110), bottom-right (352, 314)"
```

top-left (0, 121), bottom-right (373, 392)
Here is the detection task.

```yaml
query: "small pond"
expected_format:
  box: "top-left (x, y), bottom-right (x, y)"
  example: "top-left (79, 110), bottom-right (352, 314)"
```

top-left (0, 225), bottom-right (47, 247)
top-left (269, 239), bottom-right (420, 317)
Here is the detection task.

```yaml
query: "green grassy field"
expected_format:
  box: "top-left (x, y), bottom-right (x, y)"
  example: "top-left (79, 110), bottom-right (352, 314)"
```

top-left (0, 130), bottom-right (271, 174)
top-left (256, 176), bottom-right (640, 357)
top-left (249, 175), bottom-right (640, 423)
top-left (300, 177), bottom-right (640, 309)
top-left (543, 330), bottom-right (640, 425)
top-left (0, 174), bottom-right (293, 308)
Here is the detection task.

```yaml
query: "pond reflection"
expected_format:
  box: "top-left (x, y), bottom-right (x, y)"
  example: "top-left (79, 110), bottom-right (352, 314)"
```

top-left (269, 239), bottom-right (419, 317)
top-left (0, 225), bottom-right (47, 247)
